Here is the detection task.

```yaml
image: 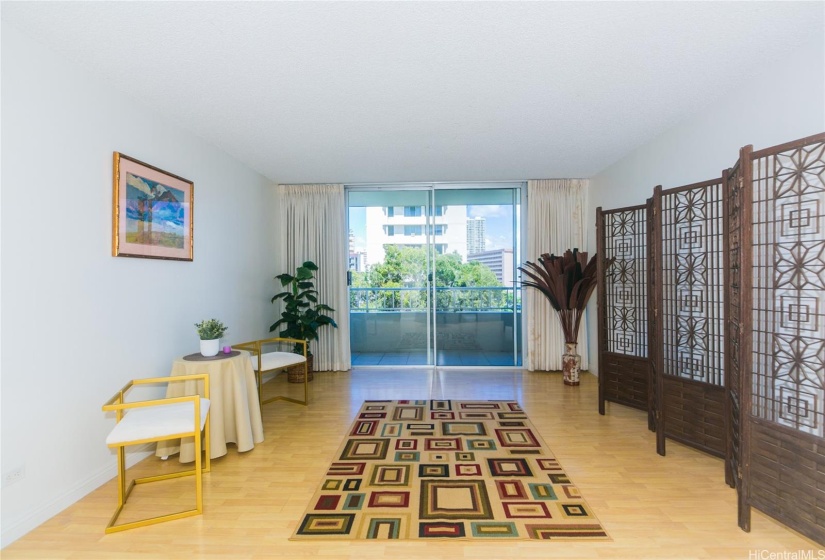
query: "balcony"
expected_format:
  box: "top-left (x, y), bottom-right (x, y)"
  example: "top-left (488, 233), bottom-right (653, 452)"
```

top-left (349, 287), bottom-right (522, 366)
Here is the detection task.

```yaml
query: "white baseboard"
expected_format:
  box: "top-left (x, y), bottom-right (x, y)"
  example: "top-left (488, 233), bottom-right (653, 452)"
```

top-left (0, 445), bottom-right (153, 548)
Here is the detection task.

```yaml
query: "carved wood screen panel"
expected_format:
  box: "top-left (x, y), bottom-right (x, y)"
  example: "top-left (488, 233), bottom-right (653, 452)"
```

top-left (729, 133), bottom-right (825, 543)
top-left (652, 180), bottom-right (727, 458)
top-left (647, 198), bottom-right (660, 436)
top-left (723, 160), bottom-right (744, 495)
top-left (597, 205), bottom-right (650, 417)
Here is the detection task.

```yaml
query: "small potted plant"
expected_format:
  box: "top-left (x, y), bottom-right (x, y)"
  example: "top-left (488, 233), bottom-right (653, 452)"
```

top-left (271, 261), bottom-right (337, 381)
top-left (195, 318), bottom-right (228, 357)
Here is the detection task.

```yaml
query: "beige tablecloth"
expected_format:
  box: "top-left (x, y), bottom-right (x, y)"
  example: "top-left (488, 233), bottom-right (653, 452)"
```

top-left (155, 350), bottom-right (264, 463)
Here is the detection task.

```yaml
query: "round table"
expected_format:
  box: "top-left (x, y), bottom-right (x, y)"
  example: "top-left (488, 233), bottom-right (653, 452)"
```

top-left (155, 350), bottom-right (264, 462)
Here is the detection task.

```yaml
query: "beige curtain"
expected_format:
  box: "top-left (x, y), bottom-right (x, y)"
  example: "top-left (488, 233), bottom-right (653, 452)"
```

top-left (278, 184), bottom-right (351, 371)
top-left (525, 179), bottom-right (589, 371)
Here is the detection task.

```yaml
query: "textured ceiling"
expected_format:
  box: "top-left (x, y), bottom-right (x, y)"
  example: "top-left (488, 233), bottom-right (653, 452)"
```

top-left (2, 1), bottom-right (823, 183)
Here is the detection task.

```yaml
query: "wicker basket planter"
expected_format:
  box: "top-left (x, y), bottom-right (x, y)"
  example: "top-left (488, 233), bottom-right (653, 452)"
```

top-left (287, 354), bottom-right (314, 383)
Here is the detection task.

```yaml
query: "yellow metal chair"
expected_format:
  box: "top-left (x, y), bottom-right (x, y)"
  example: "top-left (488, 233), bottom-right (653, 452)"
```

top-left (102, 374), bottom-right (211, 533)
top-left (233, 337), bottom-right (309, 406)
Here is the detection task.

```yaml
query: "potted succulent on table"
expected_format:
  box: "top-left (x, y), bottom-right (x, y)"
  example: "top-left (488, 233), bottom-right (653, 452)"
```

top-left (270, 261), bottom-right (338, 382)
top-left (195, 318), bottom-right (228, 357)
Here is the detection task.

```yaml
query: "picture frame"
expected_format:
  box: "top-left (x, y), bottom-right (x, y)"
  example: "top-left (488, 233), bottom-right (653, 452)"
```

top-left (112, 152), bottom-right (194, 261)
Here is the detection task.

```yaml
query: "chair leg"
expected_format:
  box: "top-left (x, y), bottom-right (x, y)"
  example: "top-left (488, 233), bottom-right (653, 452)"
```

top-left (117, 446), bottom-right (126, 507)
top-left (302, 361), bottom-right (309, 405)
top-left (194, 422), bottom-right (203, 514)
top-left (105, 446), bottom-right (128, 531)
top-left (203, 414), bottom-right (211, 474)
top-left (257, 370), bottom-right (264, 414)
top-left (259, 363), bottom-right (309, 407)
top-left (105, 434), bottom-right (209, 534)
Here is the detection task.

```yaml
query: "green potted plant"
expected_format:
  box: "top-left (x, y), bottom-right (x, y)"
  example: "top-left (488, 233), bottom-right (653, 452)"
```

top-left (195, 318), bottom-right (228, 357)
top-left (270, 261), bottom-right (338, 381)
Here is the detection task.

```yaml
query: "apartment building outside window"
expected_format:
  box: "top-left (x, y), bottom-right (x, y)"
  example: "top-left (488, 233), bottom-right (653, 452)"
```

top-left (467, 216), bottom-right (486, 255)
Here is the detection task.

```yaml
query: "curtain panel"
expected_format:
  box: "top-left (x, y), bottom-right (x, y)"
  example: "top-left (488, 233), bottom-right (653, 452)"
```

top-left (278, 184), bottom-right (351, 371)
top-left (525, 179), bottom-right (589, 371)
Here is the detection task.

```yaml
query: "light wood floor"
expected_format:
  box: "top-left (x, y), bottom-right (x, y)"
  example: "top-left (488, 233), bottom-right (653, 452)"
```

top-left (4, 369), bottom-right (822, 559)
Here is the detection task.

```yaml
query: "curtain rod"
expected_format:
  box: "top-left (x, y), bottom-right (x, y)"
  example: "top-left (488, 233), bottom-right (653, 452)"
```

top-left (277, 178), bottom-right (588, 187)
top-left (343, 180), bottom-right (528, 187)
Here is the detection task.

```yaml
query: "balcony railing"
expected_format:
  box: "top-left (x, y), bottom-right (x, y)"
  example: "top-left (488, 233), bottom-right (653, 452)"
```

top-left (349, 286), bottom-right (520, 313)
top-left (349, 286), bottom-right (522, 357)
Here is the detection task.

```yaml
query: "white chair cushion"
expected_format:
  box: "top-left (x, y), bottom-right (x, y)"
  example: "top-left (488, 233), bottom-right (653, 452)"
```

top-left (106, 398), bottom-right (210, 446)
top-left (250, 351), bottom-right (307, 372)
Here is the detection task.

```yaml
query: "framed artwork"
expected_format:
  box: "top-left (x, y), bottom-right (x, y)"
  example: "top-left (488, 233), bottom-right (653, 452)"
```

top-left (112, 152), bottom-right (193, 261)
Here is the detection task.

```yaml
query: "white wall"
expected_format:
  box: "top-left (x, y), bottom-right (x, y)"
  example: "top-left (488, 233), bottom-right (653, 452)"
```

top-left (0, 22), bottom-right (278, 546)
top-left (584, 38), bottom-right (825, 373)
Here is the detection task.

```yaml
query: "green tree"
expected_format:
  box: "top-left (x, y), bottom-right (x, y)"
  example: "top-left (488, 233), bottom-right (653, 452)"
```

top-left (455, 260), bottom-right (500, 287)
top-left (434, 252), bottom-right (462, 287)
top-left (350, 270), bottom-right (368, 288)
top-left (369, 245), bottom-right (427, 287)
top-left (349, 245), bottom-right (512, 311)
top-left (352, 246), bottom-right (507, 311)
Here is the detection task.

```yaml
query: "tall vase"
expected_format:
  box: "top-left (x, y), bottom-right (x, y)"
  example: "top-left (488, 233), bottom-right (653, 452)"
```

top-left (562, 342), bottom-right (580, 386)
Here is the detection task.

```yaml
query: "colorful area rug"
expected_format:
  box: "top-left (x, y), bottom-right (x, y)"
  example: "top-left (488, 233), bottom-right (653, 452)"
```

top-left (291, 400), bottom-right (609, 541)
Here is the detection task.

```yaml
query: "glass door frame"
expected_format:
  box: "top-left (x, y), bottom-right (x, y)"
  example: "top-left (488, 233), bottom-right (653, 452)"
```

top-left (346, 181), bottom-right (526, 369)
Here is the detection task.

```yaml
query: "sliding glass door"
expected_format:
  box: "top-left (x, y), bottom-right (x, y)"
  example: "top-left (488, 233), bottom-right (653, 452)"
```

top-left (432, 188), bottom-right (521, 366)
top-left (348, 189), bottom-right (434, 366)
top-left (347, 184), bottom-right (522, 367)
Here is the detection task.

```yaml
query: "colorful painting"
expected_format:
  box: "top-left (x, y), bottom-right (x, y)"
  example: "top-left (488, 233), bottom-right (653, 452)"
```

top-left (113, 152), bottom-right (193, 260)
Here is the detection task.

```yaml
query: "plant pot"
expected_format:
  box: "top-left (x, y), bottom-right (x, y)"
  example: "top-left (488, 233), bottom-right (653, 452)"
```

top-left (562, 342), bottom-right (580, 386)
top-left (288, 354), bottom-right (314, 383)
top-left (200, 338), bottom-right (220, 357)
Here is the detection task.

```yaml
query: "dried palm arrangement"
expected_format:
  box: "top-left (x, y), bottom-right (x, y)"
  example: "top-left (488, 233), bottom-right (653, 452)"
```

top-left (519, 249), bottom-right (604, 385)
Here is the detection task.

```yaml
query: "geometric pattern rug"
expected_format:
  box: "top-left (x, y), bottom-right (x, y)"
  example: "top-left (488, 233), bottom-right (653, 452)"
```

top-left (291, 400), bottom-right (609, 540)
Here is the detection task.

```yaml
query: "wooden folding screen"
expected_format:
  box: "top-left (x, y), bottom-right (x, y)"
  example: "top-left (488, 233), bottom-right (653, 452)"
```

top-left (650, 180), bottom-right (727, 458)
top-left (727, 133), bottom-right (825, 543)
top-left (596, 204), bottom-right (651, 425)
